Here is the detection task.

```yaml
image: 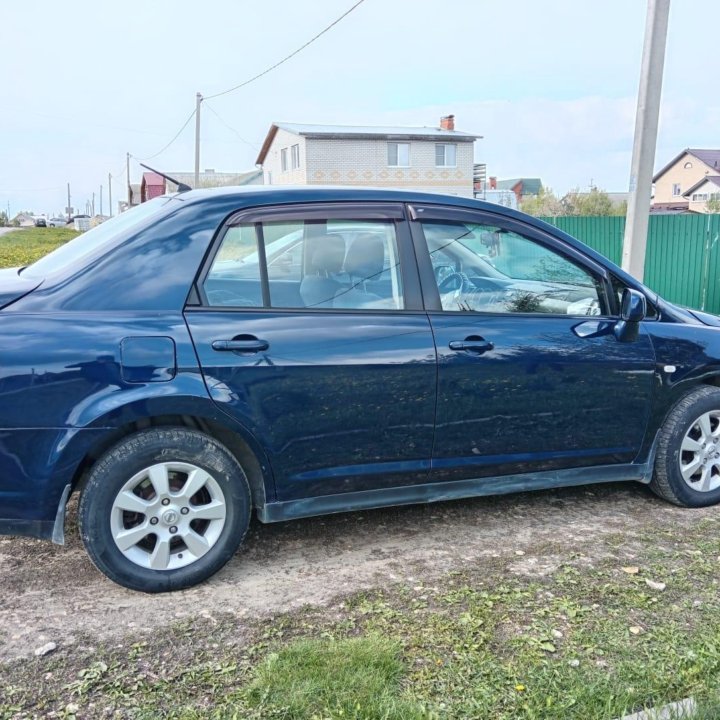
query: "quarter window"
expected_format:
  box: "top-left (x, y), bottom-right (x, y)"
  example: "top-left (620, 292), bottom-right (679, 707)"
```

top-left (435, 143), bottom-right (457, 167)
top-left (388, 142), bottom-right (410, 167)
top-left (420, 220), bottom-right (604, 316)
top-left (204, 219), bottom-right (404, 311)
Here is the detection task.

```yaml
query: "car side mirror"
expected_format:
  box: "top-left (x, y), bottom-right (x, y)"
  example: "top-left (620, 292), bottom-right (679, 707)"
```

top-left (615, 289), bottom-right (646, 342)
top-left (621, 288), bottom-right (646, 322)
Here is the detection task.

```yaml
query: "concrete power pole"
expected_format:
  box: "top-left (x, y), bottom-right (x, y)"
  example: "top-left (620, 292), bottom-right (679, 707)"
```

top-left (621, 0), bottom-right (671, 281)
top-left (66, 182), bottom-right (71, 219)
top-left (194, 92), bottom-right (202, 189)
top-left (108, 173), bottom-right (113, 217)
top-left (99, 185), bottom-right (103, 216)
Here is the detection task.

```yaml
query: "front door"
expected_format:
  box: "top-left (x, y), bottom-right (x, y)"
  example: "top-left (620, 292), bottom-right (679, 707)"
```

top-left (410, 206), bottom-right (656, 482)
top-left (185, 203), bottom-right (437, 502)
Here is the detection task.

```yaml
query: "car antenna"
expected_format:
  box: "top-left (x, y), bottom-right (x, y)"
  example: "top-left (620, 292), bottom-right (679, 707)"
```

top-left (139, 163), bottom-right (192, 193)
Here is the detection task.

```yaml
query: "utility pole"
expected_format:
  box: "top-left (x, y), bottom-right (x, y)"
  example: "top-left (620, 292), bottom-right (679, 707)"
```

top-left (66, 182), bottom-right (71, 219)
top-left (194, 92), bottom-right (202, 189)
top-left (621, 0), bottom-right (671, 281)
top-left (127, 152), bottom-right (131, 205)
top-left (108, 172), bottom-right (113, 217)
top-left (92, 192), bottom-right (95, 216)
top-left (99, 185), bottom-right (103, 216)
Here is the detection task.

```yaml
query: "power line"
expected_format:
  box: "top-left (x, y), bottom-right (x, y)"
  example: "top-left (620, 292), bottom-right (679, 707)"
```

top-left (204, 102), bottom-right (257, 149)
top-left (134, 107), bottom-right (197, 161)
top-left (204, 0), bottom-right (367, 100)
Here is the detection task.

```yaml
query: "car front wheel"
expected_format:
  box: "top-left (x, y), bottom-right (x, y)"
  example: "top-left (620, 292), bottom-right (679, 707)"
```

top-left (78, 428), bottom-right (251, 592)
top-left (651, 386), bottom-right (720, 507)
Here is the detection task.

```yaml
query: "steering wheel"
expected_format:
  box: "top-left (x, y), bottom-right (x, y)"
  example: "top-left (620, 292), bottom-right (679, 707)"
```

top-left (438, 271), bottom-right (473, 294)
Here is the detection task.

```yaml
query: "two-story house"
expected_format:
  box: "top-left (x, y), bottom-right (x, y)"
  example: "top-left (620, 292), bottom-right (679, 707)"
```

top-left (652, 148), bottom-right (720, 212)
top-left (256, 115), bottom-right (480, 197)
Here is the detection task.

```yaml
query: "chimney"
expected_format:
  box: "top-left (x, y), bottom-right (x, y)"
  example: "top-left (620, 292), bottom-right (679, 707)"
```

top-left (440, 114), bottom-right (455, 131)
top-left (489, 176), bottom-right (497, 190)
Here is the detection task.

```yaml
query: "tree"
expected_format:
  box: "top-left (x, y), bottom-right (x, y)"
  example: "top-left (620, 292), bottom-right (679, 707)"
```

top-left (561, 187), bottom-right (625, 216)
top-left (520, 187), bottom-right (564, 217)
top-left (708, 195), bottom-right (720, 213)
top-left (0, 211), bottom-right (7, 227)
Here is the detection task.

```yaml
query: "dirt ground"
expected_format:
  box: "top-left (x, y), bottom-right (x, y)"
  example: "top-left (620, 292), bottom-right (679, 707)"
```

top-left (1, 481), bottom-right (717, 664)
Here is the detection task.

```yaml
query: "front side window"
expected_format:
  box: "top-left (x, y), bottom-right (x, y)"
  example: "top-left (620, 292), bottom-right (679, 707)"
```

top-left (388, 142), bottom-right (410, 167)
top-left (204, 218), bottom-right (404, 311)
top-left (435, 143), bottom-right (457, 167)
top-left (420, 220), bottom-right (603, 316)
top-left (291, 144), bottom-right (300, 170)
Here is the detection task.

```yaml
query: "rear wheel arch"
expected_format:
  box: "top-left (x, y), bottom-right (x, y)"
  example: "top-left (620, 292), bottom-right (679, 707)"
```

top-left (69, 414), bottom-right (272, 512)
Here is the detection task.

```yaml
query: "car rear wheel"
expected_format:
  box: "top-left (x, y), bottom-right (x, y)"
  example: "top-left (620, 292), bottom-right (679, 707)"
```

top-left (78, 428), bottom-right (251, 592)
top-left (651, 386), bottom-right (720, 507)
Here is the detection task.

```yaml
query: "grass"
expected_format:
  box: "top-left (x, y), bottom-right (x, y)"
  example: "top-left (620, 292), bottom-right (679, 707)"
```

top-left (0, 226), bottom-right (79, 268)
top-left (3, 515), bottom-right (720, 719)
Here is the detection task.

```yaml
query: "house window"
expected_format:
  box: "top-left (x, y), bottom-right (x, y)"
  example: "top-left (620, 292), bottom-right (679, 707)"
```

top-left (435, 143), bottom-right (457, 167)
top-left (672, 183), bottom-right (681, 196)
top-left (387, 142), bottom-right (410, 167)
top-left (684, 161), bottom-right (693, 169)
top-left (692, 193), bottom-right (708, 202)
top-left (291, 144), bottom-right (300, 170)
top-left (281, 148), bottom-right (288, 173)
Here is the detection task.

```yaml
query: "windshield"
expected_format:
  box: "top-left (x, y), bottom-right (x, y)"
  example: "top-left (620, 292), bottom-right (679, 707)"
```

top-left (22, 196), bottom-right (175, 279)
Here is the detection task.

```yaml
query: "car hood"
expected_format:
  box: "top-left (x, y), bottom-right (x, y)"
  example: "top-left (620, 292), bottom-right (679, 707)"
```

top-left (0, 267), bottom-right (42, 309)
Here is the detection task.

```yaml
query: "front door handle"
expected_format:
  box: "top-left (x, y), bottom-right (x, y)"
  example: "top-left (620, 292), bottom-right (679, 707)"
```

top-left (212, 335), bottom-right (269, 353)
top-left (448, 336), bottom-right (494, 354)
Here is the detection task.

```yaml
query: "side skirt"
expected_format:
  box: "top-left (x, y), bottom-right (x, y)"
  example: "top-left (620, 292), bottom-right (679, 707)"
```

top-left (258, 462), bottom-right (652, 524)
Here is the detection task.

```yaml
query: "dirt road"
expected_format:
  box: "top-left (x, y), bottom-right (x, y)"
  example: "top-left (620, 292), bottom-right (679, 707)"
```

top-left (1, 481), bottom-right (716, 663)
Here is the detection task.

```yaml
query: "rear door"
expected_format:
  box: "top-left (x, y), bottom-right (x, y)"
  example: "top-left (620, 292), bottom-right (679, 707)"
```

top-left (409, 204), bottom-right (656, 482)
top-left (184, 202), bottom-right (437, 502)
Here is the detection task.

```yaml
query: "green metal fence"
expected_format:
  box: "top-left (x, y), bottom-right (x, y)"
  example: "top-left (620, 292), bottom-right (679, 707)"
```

top-left (541, 214), bottom-right (720, 314)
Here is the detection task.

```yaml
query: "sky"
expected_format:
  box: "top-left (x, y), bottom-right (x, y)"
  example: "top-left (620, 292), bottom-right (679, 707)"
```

top-left (1, 0), bottom-right (719, 216)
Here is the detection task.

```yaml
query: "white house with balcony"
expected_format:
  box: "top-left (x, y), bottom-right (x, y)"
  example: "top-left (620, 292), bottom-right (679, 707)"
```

top-left (256, 115), bottom-right (480, 197)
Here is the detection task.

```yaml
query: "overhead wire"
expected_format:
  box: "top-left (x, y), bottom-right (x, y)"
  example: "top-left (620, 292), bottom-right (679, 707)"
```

top-left (125, 1), bottom-right (367, 175)
top-left (203, 0), bottom-right (367, 100)
top-left (133, 107), bottom-right (197, 162)
top-left (203, 102), bottom-right (257, 149)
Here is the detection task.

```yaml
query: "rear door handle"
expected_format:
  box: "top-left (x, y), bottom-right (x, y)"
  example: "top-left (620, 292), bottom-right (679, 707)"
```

top-left (448, 336), bottom-right (494, 354)
top-left (212, 336), bottom-right (269, 353)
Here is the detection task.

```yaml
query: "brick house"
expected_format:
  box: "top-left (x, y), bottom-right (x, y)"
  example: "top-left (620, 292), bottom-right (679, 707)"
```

top-left (652, 148), bottom-right (720, 213)
top-left (256, 115), bottom-right (480, 197)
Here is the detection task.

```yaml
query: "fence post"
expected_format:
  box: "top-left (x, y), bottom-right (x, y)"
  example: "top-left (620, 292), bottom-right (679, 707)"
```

top-left (700, 214), bottom-right (713, 311)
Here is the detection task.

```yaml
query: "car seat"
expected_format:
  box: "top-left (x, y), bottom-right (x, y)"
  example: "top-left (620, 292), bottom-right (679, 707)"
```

top-left (299, 233), bottom-right (346, 308)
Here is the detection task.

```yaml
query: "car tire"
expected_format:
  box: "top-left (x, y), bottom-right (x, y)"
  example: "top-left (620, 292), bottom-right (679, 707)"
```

top-left (78, 427), bottom-right (251, 592)
top-left (650, 386), bottom-right (720, 507)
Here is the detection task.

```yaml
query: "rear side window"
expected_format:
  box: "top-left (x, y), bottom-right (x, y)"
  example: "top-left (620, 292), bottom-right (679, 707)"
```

top-left (203, 219), bottom-right (404, 311)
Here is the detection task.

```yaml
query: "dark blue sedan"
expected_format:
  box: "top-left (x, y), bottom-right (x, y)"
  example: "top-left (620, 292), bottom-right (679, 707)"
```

top-left (2, 186), bottom-right (719, 592)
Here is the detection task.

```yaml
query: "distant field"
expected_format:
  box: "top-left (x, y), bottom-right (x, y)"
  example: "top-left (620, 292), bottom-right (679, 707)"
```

top-left (0, 227), bottom-right (79, 269)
